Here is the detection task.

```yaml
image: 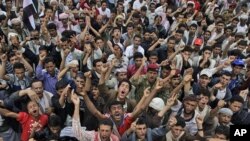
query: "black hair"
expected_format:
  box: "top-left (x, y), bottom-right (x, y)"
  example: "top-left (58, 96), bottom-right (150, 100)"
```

top-left (13, 62), bottom-right (25, 70)
top-left (133, 52), bottom-right (143, 60)
top-left (141, 6), bottom-right (147, 11)
top-left (215, 125), bottom-right (230, 139)
top-left (230, 95), bottom-right (244, 104)
top-left (99, 119), bottom-right (114, 130)
top-left (118, 79), bottom-right (132, 91)
top-left (39, 45), bottom-right (48, 52)
top-left (175, 116), bottom-right (186, 128)
top-left (31, 78), bottom-right (43, 86)
top-left (56, 79), bottom-right (68, 90)
top-left (148, 51), bottom-right (158, 57)
top-left (133, 34), bottom-right (141, 40)
top-left (95, 36), bottom-right (103, 42)
top-left (49, 114), bottom-right (62, 127)
top-left (190, 23), bottom-right (198, 29)
top-left (228, 49), bottom-right (241, 57)
top-left (176, 29), bottom-right (184, 35)
top-left (168, 36), bottom-right (176, 42)
top-left (183, 94), bottom-right (198, 102)
top-left (47, 22), bottom-right (57, 30)
top-left (108, 100), bottom-right (124, 110)
top-left (126, 22), bottom-right (134, 28)
top-left (199, 87), bottom-right (211, 98)
top-left (221, 70), bottom-right (232, 78)
top-left (93, 59), bottom-right (102, 67)
top-left (202, 46), bottom-right (212, 53)
top-left (136, 116), bottom-right (147, 126)
top-left (182, 46), bottom-right (193, 52)
top-left (44, 57), bottom-right (55, 64)
top-left (7, 51), bottom-right (16, 60)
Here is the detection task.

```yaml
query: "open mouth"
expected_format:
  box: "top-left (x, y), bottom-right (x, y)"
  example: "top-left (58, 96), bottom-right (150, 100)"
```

top-left (33, 109), bottom-right (38, 114)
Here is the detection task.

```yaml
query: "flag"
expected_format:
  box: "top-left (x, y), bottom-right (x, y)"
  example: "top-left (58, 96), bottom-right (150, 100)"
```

top-left (23, 0), bottom-right (38, 31)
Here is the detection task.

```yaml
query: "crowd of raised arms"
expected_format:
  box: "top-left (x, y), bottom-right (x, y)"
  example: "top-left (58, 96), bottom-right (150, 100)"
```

top-left (0, 0), bottom-right (249, 140)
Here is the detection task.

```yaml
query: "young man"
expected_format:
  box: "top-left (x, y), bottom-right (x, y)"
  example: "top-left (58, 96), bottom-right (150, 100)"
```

top-left (71, 92), bottom-right (119, 141)
top-left (36, 55), bottom-right (59, 95)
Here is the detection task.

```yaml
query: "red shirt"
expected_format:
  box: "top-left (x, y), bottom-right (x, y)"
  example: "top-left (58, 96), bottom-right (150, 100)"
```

top-left (117, 114), bottom-right (134, 135)
top-left (127, 64), bottom-right (147, 78)
top-left (17, 112), bottom-right (48, 141)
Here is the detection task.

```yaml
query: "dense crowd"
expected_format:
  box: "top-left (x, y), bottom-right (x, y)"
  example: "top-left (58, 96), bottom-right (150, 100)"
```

top-left (0, 0), bottom-right (250, 140)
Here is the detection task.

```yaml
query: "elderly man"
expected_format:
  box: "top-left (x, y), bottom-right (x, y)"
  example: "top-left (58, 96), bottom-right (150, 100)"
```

top-left (9, 18), bottom-right (29, 41)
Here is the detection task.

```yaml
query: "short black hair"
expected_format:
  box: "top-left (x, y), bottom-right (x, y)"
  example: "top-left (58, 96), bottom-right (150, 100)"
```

top-left (93, 59), bottom-right (102, 67)
top-left (99, 119), bottom-right (114, 130)
top-left (175, 116), bottom-right (186, 128)
top-left (118, 79), bottom-right (132, 91)
top-left (48, 114), bottom-right (62, 127)
top-left (47, 23), bottom-right (57, 30)
top-left (56, 79), bottom-right (68, 91)
top-left (136, 116), bottom-right (147, 126)
top-left (230, 95), bottom-right (244, 104)
top-left (13, 62), bottom-right (25, 70)
top-left (44, 56), bottom-right (55, 64)
top-left (215, 125), bottom-right (230, 139)
top-left (108, 100), bottom-right (124, 110)
top-left (133, 52), bottom-right (143, 60)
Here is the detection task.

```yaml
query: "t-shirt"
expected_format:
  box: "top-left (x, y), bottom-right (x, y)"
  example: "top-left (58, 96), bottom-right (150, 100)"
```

top-left (17, 112), bottom-right (48, 141)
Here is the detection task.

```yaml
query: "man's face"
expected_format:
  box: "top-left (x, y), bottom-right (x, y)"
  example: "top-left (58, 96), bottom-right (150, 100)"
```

top-left (171, 126), bottom-right (184, 138)
top-left (147, 71), bottom-right (158, 83)
top-left (204, 31), bottom-right (211, 40)
top-left (118, 82), bottom-right (130, 99)
top-left (237, 45), bottom-right (246, 51)
top-left (117, 72), bottom-right (127, 81)
top-left (133, 37), bottom-right (141, 47)
top-left (11, 36), bottom-right (20, 47)
top-left (174, 33), bottom-right (183, 42)
top-left (167, 39), bottom-right (175, 49)
top-left (219, 75), bottom-right (231, 87)
top-left (110, 104), bottom-right (123, 122)
top-left (9, 56), bottom-right (19, 65)
top-left (218, 113), bottom-right (232, 125)
top-left (99, 125), bottom-right (112, 141)
top-left (96, 39), bottom-right (104, 49)
top-left (92, 86), bottom-right (100, 100)
top-left (198, 94), bottom-right (209, 109)
top-left (144, 32), bottom-right (150, 41)
top-left (113, 29), bottom-right (121, 38)
top-left (216, 23), bottom-right (224, 32)
top-left (189, 26), bottom-right (197, 34)
top-left (14, 68), bottom-right (25, 80)
top-left (213, 47), bottom-right (221, 56)
top-left (101, 2), bottom-right (107, 10)
top-left (199, 75), bottom-right (210, 87)
top-left (75, 77), bottom-right (85, 89)
top-left (31, 81), bottom-right (44, 98)
top-left (48, 29), bottom-right (57, 37)
top-left (184, 100), bottom-right (197, 114)
top-left (135, 58), bottom-right (142, 67)
top-left (229, 101), bottom-right (242, 113)
top-left (49, 126), bottom-right (61, 134)
top-left (135, 124), bottom-right (147, 140)
top-left (94, 62), bottom-right (103, 73)
top-left (45, 62), bottom-right (55, 76)
top-left (127, 27), bottom-right (134, 35)
top-left (171, 77), bottom-right (181, 87)
top-left (233, 66), bottom-right (243, 75)
top-left (27, 101), bottom-right (39, 117)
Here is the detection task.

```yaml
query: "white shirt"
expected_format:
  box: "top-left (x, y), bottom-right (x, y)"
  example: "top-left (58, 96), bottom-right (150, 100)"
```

top-left (124, 45), bottom-right (145, 59)
top-left (98, 7), bottom-right (111, 18)
top-left (132, 0), bottom-right (146, 10)
top-left (216, 88), bottom-right (227, 100)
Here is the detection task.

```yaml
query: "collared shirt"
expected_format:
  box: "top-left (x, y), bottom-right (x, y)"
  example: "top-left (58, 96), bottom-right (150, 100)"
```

top-left (36, 64), bottom-right (59, 95)
top-left (72, 118), bottom-right (120, 141)
top-left (124, 45), bottom-right (144, 59)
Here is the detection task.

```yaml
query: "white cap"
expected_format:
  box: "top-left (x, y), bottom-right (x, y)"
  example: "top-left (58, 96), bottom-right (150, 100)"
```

top-left (200, 69), bottom-right (212, 78)
top-left (240, 14), bottom-right (248, 20)
top-left (59, 13), bottom-right (69, 19)
top-left (149, 97), bottom-right (165, 111)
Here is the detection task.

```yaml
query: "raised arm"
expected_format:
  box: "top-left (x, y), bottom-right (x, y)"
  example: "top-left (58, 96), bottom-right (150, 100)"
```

top-left (0, 54), bottom-right (9, 81)
top-left (16, 51), bottom-right (34, 77)
top-left (158, 93), bottom-right (177, 117)
top-left (79, 90), bottom-right (106, 120)
top-left (130, 57), bottom-right (146, 82)
top-left (36, 53), bottom-right (47, 80)
top-left (0, 107), bottom-right (18, 119)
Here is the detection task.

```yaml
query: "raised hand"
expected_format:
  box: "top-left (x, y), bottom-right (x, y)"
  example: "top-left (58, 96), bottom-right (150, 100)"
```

top-left (167, 116), bottom-right (177, 127)
top-left (39, 53), bottom-right (46, 62)
top-left (155, 79), bottom-right (164, 91)
top-left (143, 87), bottom-right (150, 98)
top-left (84, 71), bottom-right (92, 79)
top-left (27, 89), bottom-right (40, 103)
top-left (0, 54), bottom-right (7, 62)
top-left (15, 51), bottom-right (23, 59)
top-left (217, 100), bottom-right (226, 108)
top-left (71, 90), bottom-right (80, 105)
top-left (166, 93), bottom-right (177, 107)
top-left (213, 83), bottom-right (222, 90)
top-left (195, 115), bottom-right (204, 125)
